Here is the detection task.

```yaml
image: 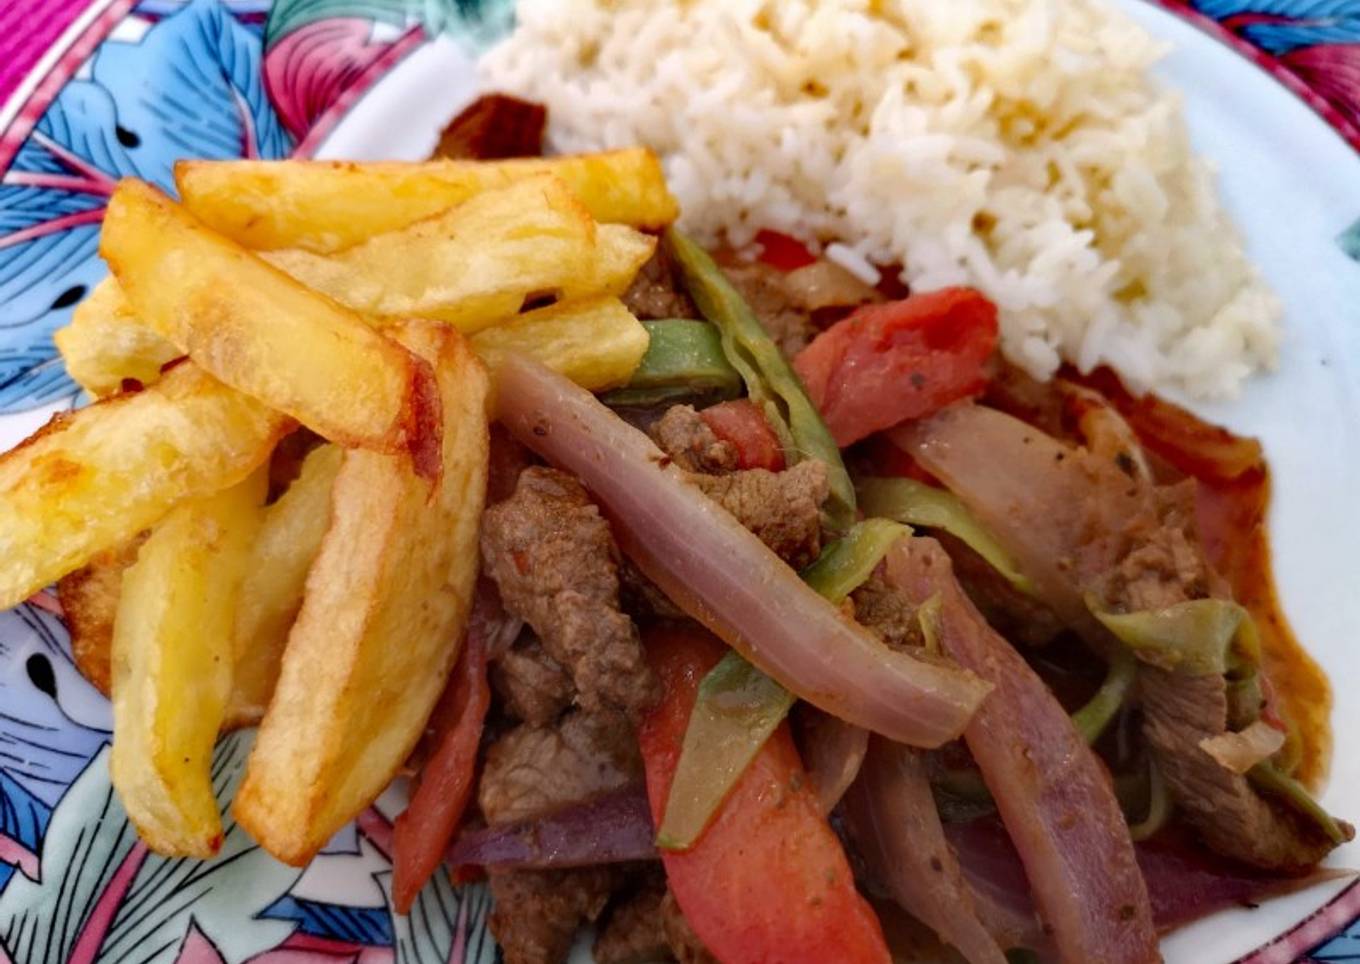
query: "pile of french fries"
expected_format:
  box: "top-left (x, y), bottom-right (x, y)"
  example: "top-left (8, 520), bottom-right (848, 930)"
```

top-left (0, 148), bottom-right (677, 864)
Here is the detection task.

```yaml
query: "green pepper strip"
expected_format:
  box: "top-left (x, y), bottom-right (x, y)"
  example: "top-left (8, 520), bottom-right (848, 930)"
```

top-left (1070, 649), bottom-right (1138, 744)
top-left (1088, 597), bottom-right (1248, 676)
top-left (666, 228), bottom-right (856, 532)
top-left (1128, 758), bottom-right (1172, 842)
top-left (657, 521), bottom-right (908, 851)
top-left (800, 519), bottom-right (909, 604)
top-left (857, 477), bottom-right (1034, 595)
top-left (1249, 761), bottom-right (1350, 845)
top-left (601, 319), bottom-right (742, 408)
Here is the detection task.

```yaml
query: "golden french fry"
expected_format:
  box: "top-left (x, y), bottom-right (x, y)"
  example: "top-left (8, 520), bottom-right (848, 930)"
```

top-left (593, 223), bottom-right (659, 294)
top-left (0, 363), bottom-right (290, 610)
top-left (55, 278), bottom-right (181, 398)
top-left (175, 148), bottom-right (678, 253)
top-left (100, 179), bottom-right (436, 462)
top-left (111, 469), bottom-right (267, 857)
top-left (471, 296), bottom-right (650, 392)
top-left (228, 443), bottom-right (342, 722)
top-left (261, 176), bottom-right (608, 333)
top-left (58, 536), bottom-right (146, 696)
top-left (234, 321), bottom-right (489, 865)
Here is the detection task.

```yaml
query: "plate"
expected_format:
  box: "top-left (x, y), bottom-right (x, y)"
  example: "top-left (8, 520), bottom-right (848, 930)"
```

top-left (0, 1), bottom-right (1357, 961)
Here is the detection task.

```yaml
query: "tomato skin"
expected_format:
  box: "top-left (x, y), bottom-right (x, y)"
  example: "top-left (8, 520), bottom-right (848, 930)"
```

top-left (700, 400), bottom-right (786, 472)
top-left (390, 586), bottom-right (496, 913)
top-left (755, 229), bottom-right (817, 272)
top-left (639, 625), bottom-right (891, 964)
top-left (793, 288), bottom-right (999, 446)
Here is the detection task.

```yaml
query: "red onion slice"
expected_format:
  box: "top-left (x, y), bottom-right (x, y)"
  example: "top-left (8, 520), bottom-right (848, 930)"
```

top-left (447, 786), bottom-right (656, 870)
top-left (844, 737), bottom-right (1009, 964)
top-left (494, 353), bottom-right (990, 748)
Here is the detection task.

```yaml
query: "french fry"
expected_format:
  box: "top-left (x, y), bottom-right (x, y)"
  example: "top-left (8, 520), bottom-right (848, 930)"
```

top-left (175, 148), bottom-right (678, 252)
top-left (471, 296), bottom-right (650, 392)
top-left (234, 321), bottom-right (489, 865)
top-left (101, 179), bottom-right (437, 464)
top-left (53, 282), bottom-right (652, 398)
top-left (54, 278), bottom-right (180, 398)
top-left (110, 469), bottom-right (267, 857)
top-left (261, 176), bottom-right (616, 333)
top-left (58, 536), bottom-right (146, 696)
top-left (0, 363), bottom-right (290, 610)
top-left (229, 443), bottom-right (342, 722)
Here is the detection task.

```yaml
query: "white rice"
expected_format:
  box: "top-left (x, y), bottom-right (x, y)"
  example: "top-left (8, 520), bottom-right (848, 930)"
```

top-left (481, 0), bottom-right (1281, 397)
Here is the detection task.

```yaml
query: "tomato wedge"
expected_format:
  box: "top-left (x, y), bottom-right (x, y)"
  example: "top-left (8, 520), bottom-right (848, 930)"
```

top-left (755, 229), bottom-right (817, 272)
top-left (793, 288), bottom-right (998, 446)
top-left (390, 584), bottom-right (497, 913)
top-left (638, 625), bottom-right (891, 964)
top-left (700, 399), bottom-right (785, 471)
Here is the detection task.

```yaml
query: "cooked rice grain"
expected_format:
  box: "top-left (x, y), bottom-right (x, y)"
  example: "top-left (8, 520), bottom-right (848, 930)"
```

top-left (482, 0), bottom-right (1280, 397)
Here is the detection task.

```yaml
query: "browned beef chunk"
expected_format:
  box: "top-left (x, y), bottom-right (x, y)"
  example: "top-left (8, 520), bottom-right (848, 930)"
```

top-left (594, 876), bottom-right (673, 964)
top-left (936, 532), bottom-right (1064, 649)
top-left (489, 867), bottom-right (616, 964)
top-left (850, 574), bottom-right (924, 652)
top-left (493, 631), bottom-right (575, 725)
top-left (719, 260), bottom-right (814, 357)
top-left (651, 405), bottom-right (738, 475)
top-left (1095, 481), bottom-right (1216, 611)
top-left (690, 459), bottom-right (828, 568)
top-left (433, 93), bottom-right (545, 160)
top-left (624, 248), bottom-right (698, 321)
top-left (482, 467), bottom-right (659, 719)
top-left (1140, 668), bottom-right (1351, 871)
top-left (478, 709), bottom-right (643, 826)
top-left (660, 891), bottom-right (717, 964)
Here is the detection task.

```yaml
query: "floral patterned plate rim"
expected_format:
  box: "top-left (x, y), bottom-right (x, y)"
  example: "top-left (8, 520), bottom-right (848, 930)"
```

top-left (1, 1), bottom-right (1359, 962)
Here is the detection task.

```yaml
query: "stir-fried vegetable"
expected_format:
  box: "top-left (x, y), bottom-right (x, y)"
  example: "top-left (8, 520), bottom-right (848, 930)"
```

top-left (601, 319), bottom-right (741, 407)
top-left (885, 537), bottom-right (1158, 964)
top-left (639, 625), bottom-right (892, 964)
top-left (699, 399), bottom-right (784, 471)
top-left (801, 518), bottom-right (910, 604)
top-left (1249, 762), bottom-right (1351, 845)
top-left (858, 477), bottom-right (1032, 594)
top-left (662, 519), bottom-right (907, 849)
top-left (799, 710), bottom-right (871, 814)
top-left (844, 737), bottom-right (1009, 964)
top-left (1128, 761), bottom-right (1172, 842)
top-left (446, 786), bottom-right (656, 870)
top-left (1090, 598), bottom-right (1249, 676)
top-left (657, 652), bottom-right (796, 850)
top-left (390, 583), bottom-right (503, 912)
top-left (1200, 721), bottom-right (1286, 776)
top-left (794, 288), bottom-right (998, 447)
top-left (1070, 649), bottom-right (1138, 744)
top-left (495, 352), bottom-right (990, 746)
top-left (667, 229), bottom-right (856, 531)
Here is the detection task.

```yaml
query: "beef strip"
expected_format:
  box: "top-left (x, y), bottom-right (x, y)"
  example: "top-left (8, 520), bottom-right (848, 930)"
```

top-left (489, 866), bottom-right (617, 964)
top-left (594, 874), bottom-right (674, 964)
top-left (1140, 668), bottom-right (1346, 872)
top-left (478, 709), bottom-right (643, 826)
top-left (660, 891), bottom-right (718, 964)
top-left (482, 466), bottom-right (660, 719)
top-left (624, 248), bottom-right (699, 321)
top-left (651, 405), bottom-right (738, 475)
top-left (1094, 481), bottom-right (1215, 611)
top-left (493, 631), bottom-right (575, 725)
top-left (433, 93), bottom-right (546, 160)
top-left (718, 259), bottom-right (815, 357)
top-left (690, 459), bottom-right (829, 568)
top-left (850, 573), bottom-right (925, 652)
